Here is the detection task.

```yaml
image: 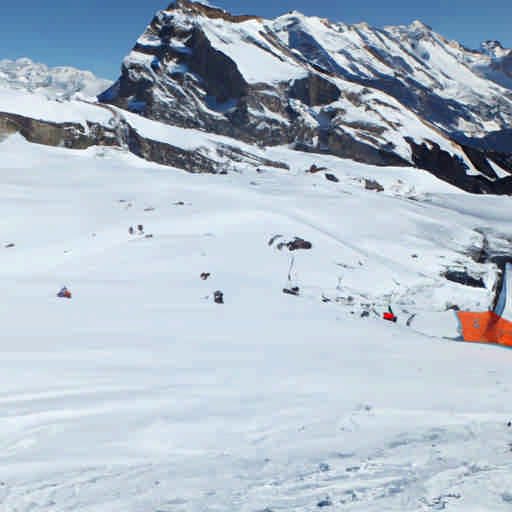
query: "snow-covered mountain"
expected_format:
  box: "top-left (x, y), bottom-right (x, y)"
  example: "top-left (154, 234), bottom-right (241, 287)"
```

top-left (1, 1), bottom-right (512, 195)
top-left (0, 58), bottom-right (112, 100)
top-left (96, 0), bottom-right (512, 193)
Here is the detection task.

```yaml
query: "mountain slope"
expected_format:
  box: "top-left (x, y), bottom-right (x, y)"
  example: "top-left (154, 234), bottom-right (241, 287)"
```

top-left (5, 84), bottom-right (512, 195)
top-left (2, 132), bottom-right (512, 511)
top-left (98, 0), bottom-right (512, 192)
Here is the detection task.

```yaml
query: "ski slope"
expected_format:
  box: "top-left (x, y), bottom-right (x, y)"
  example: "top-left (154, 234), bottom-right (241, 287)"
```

top-left (2, 134), bottom-right (512, 511)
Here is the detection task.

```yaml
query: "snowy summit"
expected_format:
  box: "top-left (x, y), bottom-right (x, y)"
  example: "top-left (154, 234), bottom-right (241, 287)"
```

top-left (0, 57), bottom-right (112, 101)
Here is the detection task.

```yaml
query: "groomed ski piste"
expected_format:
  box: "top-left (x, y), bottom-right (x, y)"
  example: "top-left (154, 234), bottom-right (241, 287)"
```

top-left (2, 128), bottom-right (512, 510)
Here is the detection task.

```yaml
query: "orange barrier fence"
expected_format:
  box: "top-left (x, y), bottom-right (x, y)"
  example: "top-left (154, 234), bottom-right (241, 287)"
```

top-left (457, 311), bottom-right (512, 346)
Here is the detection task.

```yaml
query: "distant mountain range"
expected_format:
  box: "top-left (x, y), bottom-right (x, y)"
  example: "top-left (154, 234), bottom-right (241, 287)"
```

top-left (1, 1), bottom-right (512, 194)
top-left (0, 58), bottom-right (112, 100)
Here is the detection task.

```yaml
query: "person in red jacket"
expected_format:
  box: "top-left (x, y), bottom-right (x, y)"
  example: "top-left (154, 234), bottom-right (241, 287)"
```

top-left (383, 306), bottom-right (397, 322)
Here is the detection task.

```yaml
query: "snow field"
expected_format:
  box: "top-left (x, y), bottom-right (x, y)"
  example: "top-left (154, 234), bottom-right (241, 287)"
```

top-left (0, 88), bottom-right (114, 126)
top-left (2, 135), bottom-right (512, 510)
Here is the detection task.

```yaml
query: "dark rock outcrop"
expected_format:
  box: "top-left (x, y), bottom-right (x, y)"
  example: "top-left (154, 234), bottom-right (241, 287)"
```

top-left (125, 124), bottom-right (218, 172)
top-left (405, 137), bottom-right (512, 194)
top-left (188, 28), bottom-right (248, 104)
top-left (364, 178), bottom-right (384, 192)
top-left (168, 0), bottom-right (259, 23)
top-left (325, 130), bottom-right (410, 167)
top-left (0, 111), bottom-right (119, 149)
top-left (443, 270), bottom-right (485, 288)
top-left (289, 74), bottom-right (341, 106)
top-left (285, 237), bottom-right (312, 251)
top-left (269, 236), bottom-right (313, 251)
top-left (283, 286), bottom-right (300, 296)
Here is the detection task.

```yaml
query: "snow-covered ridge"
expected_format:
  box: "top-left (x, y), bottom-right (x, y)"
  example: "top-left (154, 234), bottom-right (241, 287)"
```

top-left (0, 87), bottom-right (115, 125)
top-left (0, 58), bottom-right (112, 101)
top-left (0, 86), bottom-right (475, 176)
top-left (480, 40), bottom-right (511, 59)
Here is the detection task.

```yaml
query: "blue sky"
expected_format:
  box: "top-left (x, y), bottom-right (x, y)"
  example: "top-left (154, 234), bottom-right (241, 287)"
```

top-left (1, 1), bottom-right (511, 80)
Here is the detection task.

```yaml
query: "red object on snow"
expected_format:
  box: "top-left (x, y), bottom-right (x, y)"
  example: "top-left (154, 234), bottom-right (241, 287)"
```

top-left (57, 287), bottom-right (72, 299)
top-left (383, 312), bottom-right (397, 322)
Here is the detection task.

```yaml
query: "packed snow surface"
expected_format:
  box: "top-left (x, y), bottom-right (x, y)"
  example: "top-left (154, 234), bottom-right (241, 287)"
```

top-left (2, 134), bottom-right (512, 511)
top-left (0, 87), bottom-right (115, 126)
top-left (200, 18), bottom-right (307, 83)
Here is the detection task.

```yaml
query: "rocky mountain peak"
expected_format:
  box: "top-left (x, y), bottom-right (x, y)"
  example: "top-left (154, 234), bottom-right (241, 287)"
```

top-left (482, 40), bottom-right (504, 51)
top-left (166, 0), bottom-right (259, 23)
top-left (480, 39), bottom-right (510, 58)
top-left (93, 3), bottom-right (512, 192)
top-left (408, 20), bottom-right (432, 33)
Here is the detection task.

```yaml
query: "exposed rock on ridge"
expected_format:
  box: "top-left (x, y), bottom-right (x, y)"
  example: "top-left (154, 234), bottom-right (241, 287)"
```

top-left (169, 0), bottom-right (260, 23)
top-left (0, 111), bottom-right (120, 149)
top-left (0, 108), bottom-right (290, 174)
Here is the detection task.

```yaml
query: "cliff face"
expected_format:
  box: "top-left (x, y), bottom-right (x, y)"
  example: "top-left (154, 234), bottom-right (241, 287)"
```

top-left (0, 104), bottom-right (291, 175)
top-left (0, 112), bottom-right (119, 149)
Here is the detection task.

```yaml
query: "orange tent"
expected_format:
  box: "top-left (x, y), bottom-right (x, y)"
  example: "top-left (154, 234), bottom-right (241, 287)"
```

top-left (457, 263), bottom-right (512, 346)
